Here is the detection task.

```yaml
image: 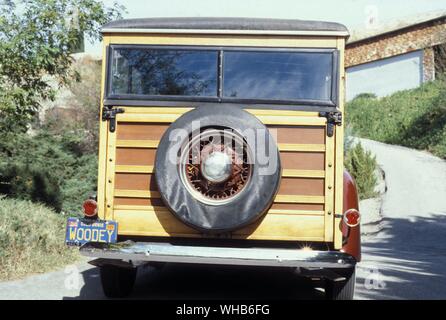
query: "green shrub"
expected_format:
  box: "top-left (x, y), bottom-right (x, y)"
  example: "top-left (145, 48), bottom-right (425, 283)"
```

top-left (0, 197), bottom-right (79, 280)
top-left (0, 130), bottom-right (98, 215)
top-left (345, 142), bottom-right (378, 200)
top-left (61, 154), bottom-right (98, 215)
top-left (346, 78), bottom-right (446, 159)
top-left (0, 164), bottom-right (62, 212)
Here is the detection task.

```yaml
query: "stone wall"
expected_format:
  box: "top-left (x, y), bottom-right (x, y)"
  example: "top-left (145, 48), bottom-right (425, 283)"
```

top-left (346, 17), bottom-right (446, 68)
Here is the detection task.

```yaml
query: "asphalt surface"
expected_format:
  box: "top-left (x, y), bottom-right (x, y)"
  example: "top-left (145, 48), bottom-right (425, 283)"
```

top-left (1, 139), bottom-right (446, 300)
top-left (355, 139), bottom-right (446, 299)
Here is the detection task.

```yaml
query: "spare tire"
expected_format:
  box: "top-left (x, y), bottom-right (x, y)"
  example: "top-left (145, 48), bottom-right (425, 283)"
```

top-left (154, 105), bottom-right (281, 232)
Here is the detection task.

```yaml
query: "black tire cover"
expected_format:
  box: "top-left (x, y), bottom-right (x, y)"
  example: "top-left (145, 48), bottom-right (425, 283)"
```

top-left (154, 105), bottom-right (281, 232)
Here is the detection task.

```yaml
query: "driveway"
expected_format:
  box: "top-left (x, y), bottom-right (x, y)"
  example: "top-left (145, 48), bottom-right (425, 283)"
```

top-left (1, 138), bottom-right (446, 300)
top-left (355, 138), bottom-right (446, 299)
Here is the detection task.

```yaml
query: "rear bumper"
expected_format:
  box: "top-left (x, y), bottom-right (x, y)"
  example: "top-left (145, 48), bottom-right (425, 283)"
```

top-left (80, 241), bottom-right (356, 269)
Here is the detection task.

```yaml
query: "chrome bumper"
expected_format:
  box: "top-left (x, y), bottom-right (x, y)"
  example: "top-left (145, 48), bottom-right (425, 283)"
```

top-left (80, 241), bottom-right (356, 269)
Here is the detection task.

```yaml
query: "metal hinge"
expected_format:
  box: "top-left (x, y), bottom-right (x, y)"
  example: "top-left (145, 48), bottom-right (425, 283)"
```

top-left (319, 111), bottom-right (342, 137)
top-left (102, 106), bottom-right (125, 133)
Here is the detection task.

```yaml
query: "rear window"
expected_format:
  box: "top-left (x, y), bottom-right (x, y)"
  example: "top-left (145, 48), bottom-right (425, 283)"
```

top-left (107, 46), bottom-right (337, 105)
top-left (110, 48), bottom-right (218, 97)
top-left (223, 51), bottom-right (333, 101)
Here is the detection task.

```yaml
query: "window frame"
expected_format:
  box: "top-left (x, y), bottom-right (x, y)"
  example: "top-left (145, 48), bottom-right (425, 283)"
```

top-left (105, 44), bottom-right (339, 107)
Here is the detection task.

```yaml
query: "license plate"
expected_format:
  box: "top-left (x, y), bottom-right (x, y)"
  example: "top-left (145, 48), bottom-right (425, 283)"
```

top-left (65, 217), bottom-right (118, 246)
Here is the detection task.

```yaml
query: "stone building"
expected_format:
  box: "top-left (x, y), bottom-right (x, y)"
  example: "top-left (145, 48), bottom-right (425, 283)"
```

top-left (345, 11), bottom-right (446, 100)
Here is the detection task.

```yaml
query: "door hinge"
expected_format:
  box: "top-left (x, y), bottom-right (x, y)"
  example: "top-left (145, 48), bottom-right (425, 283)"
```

top-left (102, 107), bottom-right (125, 133)
top-left (319, 111), bottom-right (342, 137)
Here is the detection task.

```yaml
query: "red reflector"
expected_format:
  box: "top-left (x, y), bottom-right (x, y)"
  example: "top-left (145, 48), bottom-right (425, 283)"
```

top-left (83, 199), bottom-right (98, 217)
top-left (344, 209), bottom-right (360, 227)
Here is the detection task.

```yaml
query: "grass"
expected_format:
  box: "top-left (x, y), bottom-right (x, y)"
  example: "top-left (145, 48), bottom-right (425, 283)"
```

top-left (0, 197), bottom-right (79, 281)
top-left (346, 78), bottom-right (446, 159)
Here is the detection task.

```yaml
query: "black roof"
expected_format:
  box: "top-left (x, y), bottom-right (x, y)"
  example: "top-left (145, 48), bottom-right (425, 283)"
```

top-left (102, 17), bottom-right (348, 33)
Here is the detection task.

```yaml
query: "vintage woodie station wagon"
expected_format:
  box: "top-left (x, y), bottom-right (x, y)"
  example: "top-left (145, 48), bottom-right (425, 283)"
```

top-left (65, 17), bottom-right (362, 299)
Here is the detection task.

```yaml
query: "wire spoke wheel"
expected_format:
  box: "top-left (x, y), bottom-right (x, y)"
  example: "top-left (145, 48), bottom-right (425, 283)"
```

top-left (179, 128), bottom-right (253, 206)
top-left (155, 105), bottom-right (281, 232)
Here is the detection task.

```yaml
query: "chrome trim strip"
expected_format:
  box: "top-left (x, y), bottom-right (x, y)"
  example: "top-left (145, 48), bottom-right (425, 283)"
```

top-left (80, 242), bottom-right (356, 268)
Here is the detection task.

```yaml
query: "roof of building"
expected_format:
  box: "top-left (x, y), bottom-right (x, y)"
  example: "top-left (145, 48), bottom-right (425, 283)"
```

top-left (102, 17), bottom-right (349, 37)
top-left (348, 10), bottom-right (446, 44)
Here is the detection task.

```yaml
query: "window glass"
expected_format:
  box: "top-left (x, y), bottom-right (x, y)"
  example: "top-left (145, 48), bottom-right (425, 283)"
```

top-left (223, 51), bottom-right (333, 101)
top-left (110, 48), bottom-right (218, 97)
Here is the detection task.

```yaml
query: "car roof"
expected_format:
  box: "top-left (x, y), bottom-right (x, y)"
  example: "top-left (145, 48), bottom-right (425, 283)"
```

top-left (102, 17), bottom-right (349, 37)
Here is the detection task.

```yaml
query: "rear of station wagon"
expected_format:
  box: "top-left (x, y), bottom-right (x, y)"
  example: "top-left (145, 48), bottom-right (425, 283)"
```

top-left (65, 17), bottom-right (362, 299)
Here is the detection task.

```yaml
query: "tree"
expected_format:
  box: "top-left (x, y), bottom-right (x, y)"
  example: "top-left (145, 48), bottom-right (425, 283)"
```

top-left (44, 56), bottom-right (102, 154)
top-left (0, 0), bottom-right (124, 132)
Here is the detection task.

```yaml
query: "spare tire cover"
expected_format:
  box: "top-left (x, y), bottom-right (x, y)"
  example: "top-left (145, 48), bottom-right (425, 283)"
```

top-left (154, 105), bottom-right (281, 232)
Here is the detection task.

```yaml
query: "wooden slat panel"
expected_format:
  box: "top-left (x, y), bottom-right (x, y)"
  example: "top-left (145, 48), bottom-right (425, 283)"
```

top-left (114, 197), bottom-right (165, 207)
top-left (108, 34), bottom-right (338, 49)
top-left (274, 195), bottom-right (325, 204)
top-left (115, 139), bottom-right (324, 153)
top-left (115, 174), bottom-right (324, 196)
top-left (105, 121), bottom-right (117, 220)
top-left (114, 199), bottom-right (325, 213)
top-left (270, 203), bottom-right (324, 211)
top-left (282, 169), bottom-right (325, 178)
top-left (270, 125), bottom-right (326, 144)
top-left (122, 107), bottom-right (192, 114)
top-left (267, 209), bottom-right (324, 216)
top-left (279, 152), bottom-right (325, 170)
top-left (114, 188), bottom-right (325, 204)
top-left (114, 164), bottom-right (324, 180)
top-left (116, 148), bottom-right (156, 166)
top-left (116, 144), bottom-right (325, 170)
top-left (278, 144), bottom-right (325, 152)
top-left (114, 209), bottom-right (199, 237)
top-left (119, 113), bottom-right (326, 126)
top-left (116, 140), bottom-right (159, 148)
top-left (113, 205), bottom-right (324, 217)
top-left (233, 214), bottom-right (325, 240)
top-left (114, 209), bottom-right (325, 241)
top-left (118, 114), bottom-right (180, 123)
top-left (254, 116), bottom-right (326, 126)
top-left (334, 37), bottom-right (346, 249)
top-left (324, 129), bottom-right (335, 241)
top-left (117, 123), bottom-right (169, 140)
top-left (115, 165), bottom-right (154, 173)
top-left (277, 178), bottom-right (324, 196)
top-left (115, 189), bottom-right (160, 198)
top-left (115, 173), bottom-right (157, 191)
top-left (109, 107), bottom-right (331, 241)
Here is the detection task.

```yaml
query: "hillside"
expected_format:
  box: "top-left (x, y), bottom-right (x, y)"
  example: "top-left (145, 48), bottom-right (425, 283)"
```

top-left (346, 78), bottom-right (446, 159)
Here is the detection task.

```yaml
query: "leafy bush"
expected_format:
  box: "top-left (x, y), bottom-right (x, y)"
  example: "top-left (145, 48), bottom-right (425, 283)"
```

top-left (0, 130), bottom-right (97, 214)
top-left (60, 154), bottom-right (98, 215)
top-left (0, 197), bottom-right (79, 280)
top-left (346, 78), bottom-right (446, 159)
top-left (0, 164), bottom-right (62, 212)
top-left (345, 142), bottom-right (378, 200)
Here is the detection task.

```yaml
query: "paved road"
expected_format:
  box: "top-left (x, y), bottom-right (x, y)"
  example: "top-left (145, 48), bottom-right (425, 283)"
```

top-left (355, 138), bottom-right (446, 299)
top-left (1, 139), bottom-right (446, 300)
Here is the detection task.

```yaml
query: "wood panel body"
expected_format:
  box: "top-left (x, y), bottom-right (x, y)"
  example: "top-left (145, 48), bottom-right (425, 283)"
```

top-left (96, 33), bottom-right (345, 243)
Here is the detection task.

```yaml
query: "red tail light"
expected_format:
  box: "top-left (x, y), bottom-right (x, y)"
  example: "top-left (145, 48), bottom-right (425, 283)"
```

top-left (83, 199), bottom-right (98, 218)
top-left (343, 209), bottom-right (360, 227)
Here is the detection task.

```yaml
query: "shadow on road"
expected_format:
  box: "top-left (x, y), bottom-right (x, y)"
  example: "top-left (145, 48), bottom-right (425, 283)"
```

top-left (63, 213), bottom-right (446, 300)
top-left (67, 264), bottom-right (325, 300)
top-left (356, 213), bottom-right (446, 299)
